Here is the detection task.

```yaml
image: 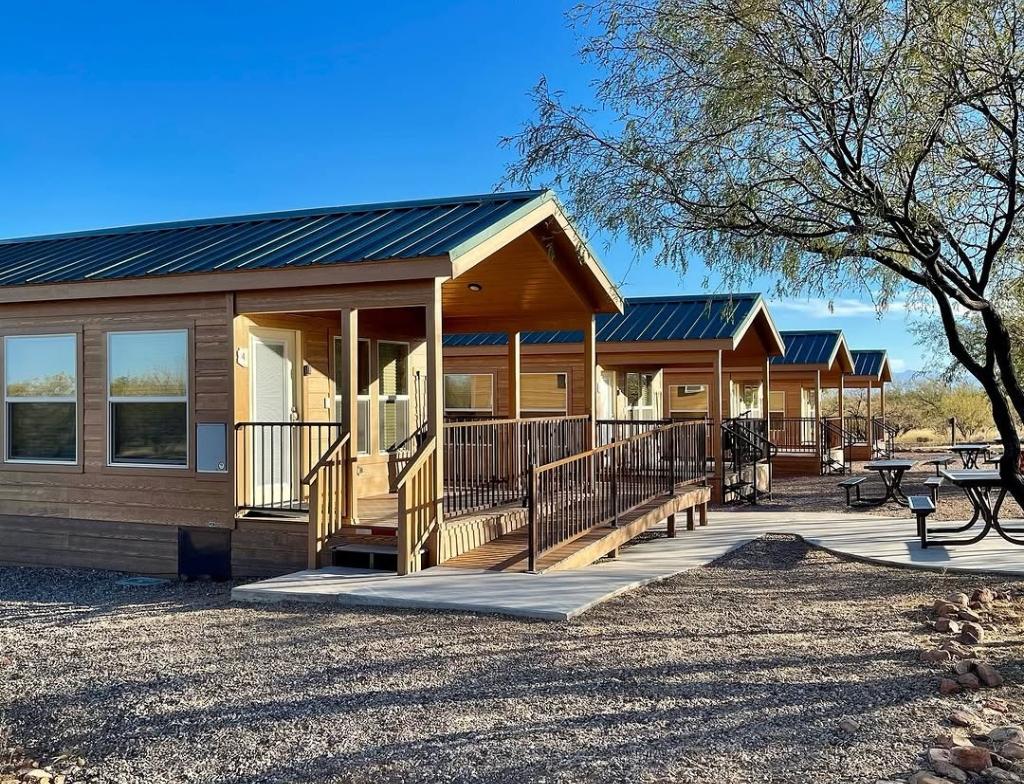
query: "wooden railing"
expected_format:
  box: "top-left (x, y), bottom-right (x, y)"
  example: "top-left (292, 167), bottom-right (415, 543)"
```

top-left (306, 432), bottom-right (352, 568)
top-left (596, 418), bottom-right (671, 446)
top-left (821, 417), bottom-right (853, 474)
top-left (871, 417), bottom-right (897, 459)
top-left (396, 436), bottom-right (439, 575)
top-left (442, 415), bottom-right (589, 518)
top-left (527, 421), bottom-right (707, 571)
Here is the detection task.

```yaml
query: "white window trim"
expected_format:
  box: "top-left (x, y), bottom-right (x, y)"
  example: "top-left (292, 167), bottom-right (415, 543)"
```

top-left (377, 340), bottom-right (411, 454)
top-left (107, 329), bottom-right (189, 469)
top-left (4, 333), bottom-right (79, 465)
top-left (333, 337), bottom-right (371, 455)
top-left (521, 372), bottom-right (568, 415)
top-left (443, 373), bottom-right (494, 415)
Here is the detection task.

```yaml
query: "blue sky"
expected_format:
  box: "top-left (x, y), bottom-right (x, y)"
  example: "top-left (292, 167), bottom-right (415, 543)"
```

top-left (0, 0), bottom-right (921, 372)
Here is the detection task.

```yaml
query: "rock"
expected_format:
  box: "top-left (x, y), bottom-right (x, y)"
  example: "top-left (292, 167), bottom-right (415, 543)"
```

top-left (974, 588), bottom-right (997, 605)
top-left (948, 592), bottom-right (971, 607)
top-left (937, 602), bottom-right (963, 618)
top-left (986, 698), bottom-right (1011, 713)
top-left (934, 731), bottom-right (974, 748)
top-left (1001, 743), bottom-right (1024, 761)
top-left (21, 771), bottom-right (51, 783)
top-left (910, 773), bottom-right (961, 784)
top-left (978, 662), bottom-right (1005, 688)
top-left (958, 672), bottom-right (982, 690)
top-left (941, 678), bottom-right (963, 695)
top-left (951, 745), bottom-right (995, 771)
top-left (981, 768), bottom-right (1023, 783)
top-left (930, 747), bottom-right (970, 781)
top-left (995, 590), bottom-right (1011, 601)
top-left (937, 618), bottom-right (964, 634)
top-left (990, 727), bottom-right (1024, 745)
top-left (942, 640), bottom-right (978, 659)
top-left (960, 608), bottom-right (984, 623)
top-left (961, 622), bottom-right (986, 644)
top-left (950, 709), bottom-right (981, 727)
top-left (955, 659), bottom-right (975, 675)
top-left (923, 648), bottom-right (954, 663)
top-left (838, 717), bottom-right (860, 733)
top-left (53, 776), bottom-right (66, 784)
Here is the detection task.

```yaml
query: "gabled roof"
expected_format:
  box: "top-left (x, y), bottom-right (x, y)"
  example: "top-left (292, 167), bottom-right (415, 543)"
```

top-left (444, 293), bottom-right (782, 351)
top-left (851, 350), bottom-right (892, 382)
top-left (0, 190), bottom-right (552, 287)
top-left (772, 330), bottom-right (854, 372)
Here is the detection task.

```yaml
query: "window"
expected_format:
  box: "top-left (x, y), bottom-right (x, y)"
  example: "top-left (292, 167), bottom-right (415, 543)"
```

top-left (769, 390), bottom-right (786, 430)
top-left (669, 383), bottom-right (709, 420)
top-left (108, 330), bottom-right (188, 466)
top-left (521, 372), bottom-right (568, 416)
top-left (732, 382), bottom-right (763, 418)
top-left (621, 372), bottom-right (657, 420)
top-left (4, 334), bottom-right (77, 463)
top-left (333, 338), bottom-right (371, 454)
top-left (444, 374), bottom-right (493, 416)
top-left (378, 341), bottom-right (410, 452)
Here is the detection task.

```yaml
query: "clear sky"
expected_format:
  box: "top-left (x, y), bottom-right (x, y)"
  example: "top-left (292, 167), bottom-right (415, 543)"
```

top-left (0, 0), bottom-right (922, 372)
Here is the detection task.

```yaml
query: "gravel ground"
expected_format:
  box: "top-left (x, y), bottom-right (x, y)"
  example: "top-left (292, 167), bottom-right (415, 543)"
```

top-left (4, 536), bottom-right (1024, 784)
top-left (770, 450), bottom-right (1024, 521)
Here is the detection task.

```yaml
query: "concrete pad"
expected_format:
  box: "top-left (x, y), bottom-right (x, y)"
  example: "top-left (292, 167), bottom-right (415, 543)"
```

top-left (232, 507), bottom-right (1024, 621)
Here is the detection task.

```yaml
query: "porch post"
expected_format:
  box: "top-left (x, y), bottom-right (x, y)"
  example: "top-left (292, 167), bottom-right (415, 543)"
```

top-left (838, 372), bottom-right (846, 426)
top-left (507, 331), bottom-right (521, 419)
top-left (866, 379), bottom-right (873, 431)
top-left (763, 356), bottom-right (771, 429)
top-left (425, 280), bottom-right (444, 560)
top-left (814, 369), bottom-right (822, 451)
top-left (582, 314), bottom-right (597, 448)
top-left (340, 308), bottom-right (359, 524)
top-left (880, 380), bottom-right (886, 423)
top-left (711, 349), bottom-right (723, 498)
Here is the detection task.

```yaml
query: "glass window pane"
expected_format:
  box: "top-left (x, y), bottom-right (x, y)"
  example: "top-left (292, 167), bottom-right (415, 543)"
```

top-left (333, 339), bottom-right (371, 398)
top-left (7, 402), bottom-right (76, 461)
top-left (111, 402), bottom-right (187, 465)
top-left (6, 335), bottom-right (76, 397)
top-left (444, 374), bottom-right (492, 412)
top-left (109, 331), bottom-right (187, 398)
top-left (378, 343), bottom-right (408, 396)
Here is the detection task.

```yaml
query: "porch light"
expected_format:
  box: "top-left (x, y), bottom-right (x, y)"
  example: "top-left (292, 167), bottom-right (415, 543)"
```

top-left (467, 282), bottom-right (483, 292)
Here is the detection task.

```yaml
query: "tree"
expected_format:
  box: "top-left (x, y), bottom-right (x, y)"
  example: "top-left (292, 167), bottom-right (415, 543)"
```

top-left (506, 0), bottom-right (1024, 503)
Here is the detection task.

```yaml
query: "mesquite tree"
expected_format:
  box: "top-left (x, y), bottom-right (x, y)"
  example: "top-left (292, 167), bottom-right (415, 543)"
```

top-left (506, 0), bottom-right (1024, 505)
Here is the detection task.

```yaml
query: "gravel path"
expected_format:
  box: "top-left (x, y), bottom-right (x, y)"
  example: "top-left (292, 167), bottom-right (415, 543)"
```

top-left (771, 450), bottom-right (1024, 522)
top-left (4, 536), bottom-right (1024, 784)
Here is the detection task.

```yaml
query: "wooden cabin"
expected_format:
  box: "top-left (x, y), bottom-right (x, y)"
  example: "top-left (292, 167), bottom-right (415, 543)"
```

top-left (846, 350), bottom-right (895, 461)
top-left (0, 190), bottom-right (715, 580)
top-left (770, 330), bottom-right (857, 475)
top-left (443, 293), bottom-right (785, 502)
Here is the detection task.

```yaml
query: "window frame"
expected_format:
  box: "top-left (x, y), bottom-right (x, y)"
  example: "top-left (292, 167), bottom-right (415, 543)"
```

top-left (106, 328), bottom-right (190, 470)
top-left (3, 333), bottom-right (80, 466)
top-left (520, 371), bottom-right (569, 416)
top-left (332, 336), bottom-right (372, 455)
top-left (377, 339), bottom-right (411, 454)
top-left (443, 373), bottom-right (494, 416)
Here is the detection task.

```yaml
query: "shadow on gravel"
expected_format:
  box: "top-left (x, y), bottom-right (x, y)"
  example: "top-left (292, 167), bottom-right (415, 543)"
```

top-left (3, 535), bottom-right (1022, 784)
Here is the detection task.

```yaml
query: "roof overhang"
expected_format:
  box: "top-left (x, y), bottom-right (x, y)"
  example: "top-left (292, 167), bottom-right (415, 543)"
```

top-left (732, 297), bottom-right (785, 356)
top-left (449, 191), bottom-right (623, 315)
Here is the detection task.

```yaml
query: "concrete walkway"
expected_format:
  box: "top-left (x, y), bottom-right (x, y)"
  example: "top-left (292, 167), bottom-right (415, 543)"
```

top-left (231, 508), bottom-right (1024, 620)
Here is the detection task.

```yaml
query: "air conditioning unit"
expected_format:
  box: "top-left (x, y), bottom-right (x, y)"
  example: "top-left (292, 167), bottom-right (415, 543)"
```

top-left (679, 384), bottom-right (704, 394)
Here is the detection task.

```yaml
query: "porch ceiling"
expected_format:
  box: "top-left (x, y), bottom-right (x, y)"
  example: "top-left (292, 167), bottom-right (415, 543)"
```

top-left (442, 230), bottom-right (614, 334)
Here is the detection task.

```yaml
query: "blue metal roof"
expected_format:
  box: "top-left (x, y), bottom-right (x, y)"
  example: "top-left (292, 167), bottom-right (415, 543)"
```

top-left (0, 190), bottom-right (548, 286)
top-left (444, 293), bottom-right (764, 347)
top-left (852, 350), bottom-right (887, 378)
top-left (771, 331), bottom-right (844, 366)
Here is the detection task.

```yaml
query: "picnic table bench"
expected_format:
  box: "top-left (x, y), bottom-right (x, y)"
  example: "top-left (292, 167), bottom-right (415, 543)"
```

top-left (918, 469), bottom-right (1021, 548)
top-left (923, 456), bottom-right (955, 476)
top-left (838, 476), bottom-right (865, 506)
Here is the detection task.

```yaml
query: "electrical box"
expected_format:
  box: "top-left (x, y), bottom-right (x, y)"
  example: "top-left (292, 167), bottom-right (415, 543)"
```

top-left (196, 422), bottom-right (228, 473)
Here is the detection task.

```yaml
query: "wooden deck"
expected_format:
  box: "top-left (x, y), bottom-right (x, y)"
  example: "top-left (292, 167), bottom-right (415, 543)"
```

top-left (442, 483), bottom-right (711, 573)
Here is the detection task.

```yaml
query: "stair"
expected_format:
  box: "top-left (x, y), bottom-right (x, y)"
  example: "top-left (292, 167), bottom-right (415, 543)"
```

top-left (328, 532), bottom-right (426, 572)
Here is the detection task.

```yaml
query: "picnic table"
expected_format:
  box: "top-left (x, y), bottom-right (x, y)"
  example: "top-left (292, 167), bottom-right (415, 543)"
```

top-left (928, 469), bottom-right (1023, 546)
top-left (923, 456), bottom-right (956, 476)
top-left (859, 459), bottom-right (917, 507)
top-left (950, 443), bottom-right (991, 469)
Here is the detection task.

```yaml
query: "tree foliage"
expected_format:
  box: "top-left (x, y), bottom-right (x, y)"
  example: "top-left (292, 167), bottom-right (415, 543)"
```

top-left (507, 0), bottom-right (1024, 502)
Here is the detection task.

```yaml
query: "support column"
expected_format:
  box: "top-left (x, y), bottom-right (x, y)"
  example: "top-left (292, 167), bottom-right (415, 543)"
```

top-left (582, 314), bottom-right (597, 448)
top-left (815, 369), bottom-right (822, 454)
top-left (711, 350), bottom-right (724, 501)
top-left (880, 381), bottom-right (886, 423)
top-left (340, 308), bottom-right (359, 524)
top-left (425, 281), bottom-right (444, 563)
top-left (507, 331), bottom-right (521, 420)
top-left (838, 372), bottom-right (846, 427)
top-left (763, 356), bottom-right (771, 430)
top-left (866, 379), bottom-right (873, 442)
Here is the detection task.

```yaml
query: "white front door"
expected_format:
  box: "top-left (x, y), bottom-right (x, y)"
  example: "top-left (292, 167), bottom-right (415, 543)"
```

top-left (250, 330), bottom-right (298, 507)
top-left (598, 370), bottom-right (615, 419)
